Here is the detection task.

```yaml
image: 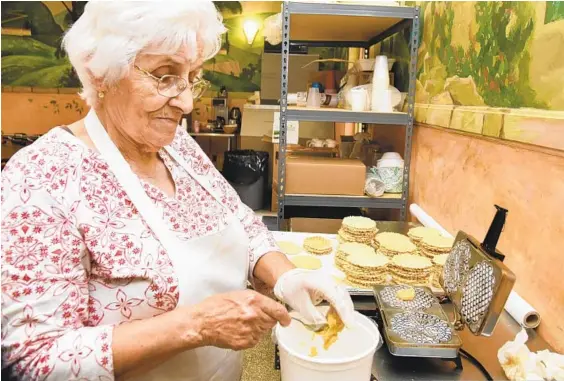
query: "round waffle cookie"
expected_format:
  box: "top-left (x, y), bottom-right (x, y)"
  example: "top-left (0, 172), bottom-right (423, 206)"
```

top-left (277, 241), bottom-right (303, 255)
top-left (338, 216), bottom-right (378, 244)
top-left (335, 242), bottom-right (374, 270)
top-left (303, 236), bottom-right (333, 255)
top-left (407, 226), bottom-right (442, 244)
top-left (373, 232), bottom-right (417, 257)
top-left (390, 254), bottom-right (433, 285)
top-left (420, 235), bottom-right (454, 258)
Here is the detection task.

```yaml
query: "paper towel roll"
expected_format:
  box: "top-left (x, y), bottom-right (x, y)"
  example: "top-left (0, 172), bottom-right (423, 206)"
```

top-left (504, 291), bottom-right (541, 329)
top-left (409, 203), bottom-right (542, 330)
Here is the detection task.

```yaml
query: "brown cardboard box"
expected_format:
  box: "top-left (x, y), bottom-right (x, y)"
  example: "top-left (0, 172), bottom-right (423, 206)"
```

top-left (286, 157), bottom-right (366, 195)
top-left (289, 218), bottom-right (342, 234)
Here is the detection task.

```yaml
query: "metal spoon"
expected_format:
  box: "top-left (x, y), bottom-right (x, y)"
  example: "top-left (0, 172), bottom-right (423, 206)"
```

top-left (289, 310), bottom-right (327, 332)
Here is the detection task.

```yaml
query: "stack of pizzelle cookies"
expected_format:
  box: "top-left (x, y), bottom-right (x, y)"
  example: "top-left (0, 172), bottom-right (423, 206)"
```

top-left (337, 216), bottom-right (378, 245)
top-left (430, 253), bottom-right (449, 288)
top-left (303, 236), bottom-right (333, 255)
top-left (334, 242), bottom-right (388, 288)
top-left (344, 251), bottom-right (389, 288)
top-left (389, 254), bottom-right (433, 285)
top-left (407, 226), bottom-right (442, 246)
top-left (419, 235), bottom-right (455, 259)
top-left (335, 242), bottom-right (373, 270)
top-left (372, 232), bottom-right (417, 258)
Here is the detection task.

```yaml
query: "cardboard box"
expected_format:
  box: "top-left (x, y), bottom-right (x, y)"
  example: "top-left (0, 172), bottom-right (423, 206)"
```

top-left (289, 217), bottom-right (342, 234)
top-left (241, 105), bottom-right (334, 140)
top-left (285, 157), bottom-right (366, 195)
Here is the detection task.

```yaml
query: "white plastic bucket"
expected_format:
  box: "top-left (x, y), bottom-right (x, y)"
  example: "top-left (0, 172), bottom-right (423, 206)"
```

top-left (275, 310), bottom-right (381, 381)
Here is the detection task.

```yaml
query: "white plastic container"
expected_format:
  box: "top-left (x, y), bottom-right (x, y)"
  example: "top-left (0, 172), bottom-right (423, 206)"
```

top-left (307, 87), bottom-right (321, 108)
top-left (377, 158), bottom-right (404, 168)
top-left (275, 310), bottom-right (381, 381)
top-left (349, 87), bottom-right (368, 111)
top-left (381, 152), bottom-right (403, 160)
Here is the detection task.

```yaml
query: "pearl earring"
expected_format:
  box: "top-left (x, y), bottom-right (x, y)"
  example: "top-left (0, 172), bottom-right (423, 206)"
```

top-left (98, 91), bottom-right (105, 99)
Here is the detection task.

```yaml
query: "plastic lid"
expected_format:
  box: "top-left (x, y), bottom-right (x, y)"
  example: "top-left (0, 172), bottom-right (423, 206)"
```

top-left (311, 82), bottom-right (322, 89)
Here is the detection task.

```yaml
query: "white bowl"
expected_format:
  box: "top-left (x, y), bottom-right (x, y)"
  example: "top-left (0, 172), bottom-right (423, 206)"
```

top-left (275, 307), bottom-right (382, 381)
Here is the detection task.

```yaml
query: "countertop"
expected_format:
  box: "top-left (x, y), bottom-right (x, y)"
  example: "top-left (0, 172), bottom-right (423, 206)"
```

top-left (241, 221), bottom-right (552, 381)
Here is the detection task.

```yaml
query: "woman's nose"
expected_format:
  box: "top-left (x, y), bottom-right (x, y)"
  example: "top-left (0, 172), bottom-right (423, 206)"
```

top-left (169, 87), bottom-right (194, 114)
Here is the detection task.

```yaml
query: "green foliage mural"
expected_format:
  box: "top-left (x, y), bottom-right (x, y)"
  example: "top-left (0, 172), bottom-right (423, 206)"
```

top-left (382, 1), bottom-right (564, 110)
top-left (1, 1), bottom-right (84, 88)
top-left (2, 1), bottom-right (347, 93)
top-left (545, 1), bottom-right (564, 24)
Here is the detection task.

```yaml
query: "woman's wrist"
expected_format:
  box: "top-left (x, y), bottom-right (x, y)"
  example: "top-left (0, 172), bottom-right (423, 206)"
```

top-left (171, 306), bottom-right (207, 350)
top-left (253, 251), bottom-right (296, 289)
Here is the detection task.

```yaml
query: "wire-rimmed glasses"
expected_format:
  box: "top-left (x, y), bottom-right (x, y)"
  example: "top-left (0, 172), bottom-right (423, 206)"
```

top-left (135, 65), bottom-right (210, 99)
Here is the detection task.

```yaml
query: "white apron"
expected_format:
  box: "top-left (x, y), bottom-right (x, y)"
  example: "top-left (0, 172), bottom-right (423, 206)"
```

top-left (84, 110), bottom-right (249, 381)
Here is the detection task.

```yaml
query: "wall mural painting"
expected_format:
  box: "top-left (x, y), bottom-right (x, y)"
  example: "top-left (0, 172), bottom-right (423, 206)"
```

top-left (1, 1), bottom-right (348, 93)
top-left (378, 1), bottom-right (564, 151)
top-left (383, 1), bottom-right (564, 111)
top-left (0, 1), bottom-right (267, 92)
top-left (1, 1), bottom-right (85, 88)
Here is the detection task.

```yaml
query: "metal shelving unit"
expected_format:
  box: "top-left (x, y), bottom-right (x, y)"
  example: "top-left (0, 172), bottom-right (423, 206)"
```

top-left (277, 1), bottom-right (420, 230)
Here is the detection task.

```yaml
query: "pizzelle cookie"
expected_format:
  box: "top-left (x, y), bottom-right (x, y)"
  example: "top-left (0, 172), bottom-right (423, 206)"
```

top-left (277, 241), bottom-right (303, 255)
top-left (373, 232), bottom-right (417, 257)
top-left (303, 236), bottom-right (333, 255)
top-left (407, 226), bottom-right (442, 244)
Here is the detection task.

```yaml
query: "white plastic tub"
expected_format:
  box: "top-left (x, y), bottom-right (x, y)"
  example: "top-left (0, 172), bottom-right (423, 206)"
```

top-left (275, 310), bottom-right (381, 381)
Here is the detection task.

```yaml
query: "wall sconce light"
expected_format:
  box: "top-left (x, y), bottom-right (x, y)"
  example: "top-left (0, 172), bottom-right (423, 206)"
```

top-left (243, 19), bottom-right (260, 45)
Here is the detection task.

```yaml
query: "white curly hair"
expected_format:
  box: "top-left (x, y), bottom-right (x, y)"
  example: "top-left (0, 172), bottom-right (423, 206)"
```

top-left (62, 1), bottom-right (225, 107)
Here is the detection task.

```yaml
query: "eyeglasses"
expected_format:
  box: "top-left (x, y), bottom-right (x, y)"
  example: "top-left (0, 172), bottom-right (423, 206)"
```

top-left (135, 65), bottom-right (210, 100)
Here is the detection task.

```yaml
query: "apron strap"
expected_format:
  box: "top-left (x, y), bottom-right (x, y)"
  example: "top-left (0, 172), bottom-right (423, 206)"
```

top-left (163, 146), bottom-right (229, 210)
top-left (84, 110), bottom-right (179, 253)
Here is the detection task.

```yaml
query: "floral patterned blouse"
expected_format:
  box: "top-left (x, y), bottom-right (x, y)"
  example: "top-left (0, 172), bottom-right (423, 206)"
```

top-left (1, 126), bottom-right (278, 380)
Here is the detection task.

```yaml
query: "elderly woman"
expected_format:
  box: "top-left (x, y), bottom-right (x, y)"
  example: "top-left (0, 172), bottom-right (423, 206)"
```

top-left (1, 2), bottom-right (354, 381)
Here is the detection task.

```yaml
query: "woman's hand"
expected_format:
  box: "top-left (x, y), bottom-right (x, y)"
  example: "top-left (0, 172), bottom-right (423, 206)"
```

top-left (190, 290), bottom-right (291, 350)
top-left (273, 269), bottom-right (355, 327)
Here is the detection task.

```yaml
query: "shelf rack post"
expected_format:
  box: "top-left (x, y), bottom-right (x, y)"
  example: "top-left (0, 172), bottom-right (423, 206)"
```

top-left (277, 2), bottom-right (291, 231)
top-left (400, 7), bottom-right (420, 220)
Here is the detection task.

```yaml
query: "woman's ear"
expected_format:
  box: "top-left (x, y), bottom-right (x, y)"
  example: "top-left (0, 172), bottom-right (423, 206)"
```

top-left (86, 68), bottom-right (107, 94)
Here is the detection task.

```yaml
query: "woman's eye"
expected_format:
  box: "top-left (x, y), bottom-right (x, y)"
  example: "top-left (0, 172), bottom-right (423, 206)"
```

top-left (152, 67), bottom-right (172, 78)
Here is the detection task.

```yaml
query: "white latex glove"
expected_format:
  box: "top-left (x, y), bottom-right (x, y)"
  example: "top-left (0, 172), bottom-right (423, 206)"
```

top-left (273, 268), bottom-right (355, 327)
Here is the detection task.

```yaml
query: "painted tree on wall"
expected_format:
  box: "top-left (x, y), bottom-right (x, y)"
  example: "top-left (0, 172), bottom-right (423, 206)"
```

top-left (383, 1), bottom-right (560, 109)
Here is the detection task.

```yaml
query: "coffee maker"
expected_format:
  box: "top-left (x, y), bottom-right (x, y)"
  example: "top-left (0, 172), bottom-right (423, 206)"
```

top-left (212, 86), bottom-right (229, 132)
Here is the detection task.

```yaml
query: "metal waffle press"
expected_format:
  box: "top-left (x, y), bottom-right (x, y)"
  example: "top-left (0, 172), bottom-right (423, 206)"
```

top-left (374, 205), bottom-right (516, 358)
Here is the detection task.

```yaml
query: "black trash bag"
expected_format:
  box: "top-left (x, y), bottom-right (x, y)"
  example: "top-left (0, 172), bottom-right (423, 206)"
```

top-left (223, 150), bottom-right (269, 185)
